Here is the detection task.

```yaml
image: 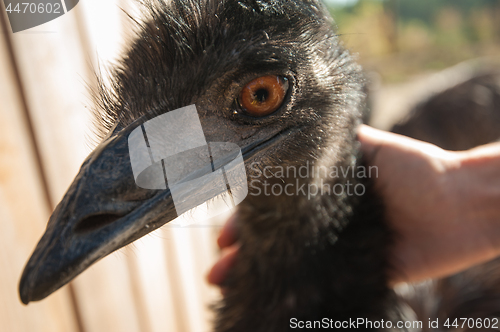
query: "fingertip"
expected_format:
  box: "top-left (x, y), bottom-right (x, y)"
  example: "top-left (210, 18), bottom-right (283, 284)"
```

top-left (357, 125), bottom-right (415, 157)
top-left (206, 245), bottom-right (240, 286)
top-left (217, 214), bottom-right (238, 249)
top-left (357, 124), bottom-right (383, 157)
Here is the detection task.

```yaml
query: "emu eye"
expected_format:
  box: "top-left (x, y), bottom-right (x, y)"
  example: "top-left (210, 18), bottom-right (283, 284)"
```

top-left (238, 75), bottom-right (288, 117)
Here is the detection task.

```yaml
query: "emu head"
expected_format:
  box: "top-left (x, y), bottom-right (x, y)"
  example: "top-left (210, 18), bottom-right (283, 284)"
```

top-left (20, 0), bottom-right (365, 305)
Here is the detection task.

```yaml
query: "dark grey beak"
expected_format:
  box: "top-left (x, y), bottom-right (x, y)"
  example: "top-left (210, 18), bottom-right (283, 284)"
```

top-left (19, 118), bottom-right (173, 304)
top-left (19, 112), bottom-right (250, 304)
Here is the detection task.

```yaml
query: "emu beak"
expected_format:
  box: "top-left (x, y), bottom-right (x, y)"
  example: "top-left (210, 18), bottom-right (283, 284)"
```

top-left (19, 108), bottom-right (250, 304)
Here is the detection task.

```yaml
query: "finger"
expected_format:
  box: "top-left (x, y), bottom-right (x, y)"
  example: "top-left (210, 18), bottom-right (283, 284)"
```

top-left (206, 244), bottom-right (240, 286)
top-left (356, 124), bottom-right (385, 162)
top-left (357, 124), bottom-right (450, 161)
top-left (217, 213), bottom-right (238, 249)
top-left (357, 124), bottom-right (410, 154)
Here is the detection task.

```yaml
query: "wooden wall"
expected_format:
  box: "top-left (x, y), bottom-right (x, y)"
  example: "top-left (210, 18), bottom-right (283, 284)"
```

top-left (0, 1), bottom-right (224, 331)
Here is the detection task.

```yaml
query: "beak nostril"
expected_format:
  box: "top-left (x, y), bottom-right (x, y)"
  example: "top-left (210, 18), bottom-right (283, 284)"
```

top-left (74, 214), bottom-right (122, 234)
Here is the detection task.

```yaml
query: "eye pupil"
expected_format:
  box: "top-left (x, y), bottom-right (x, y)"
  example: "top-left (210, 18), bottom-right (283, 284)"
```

top-left (254, 89), bottom-right (269, 103)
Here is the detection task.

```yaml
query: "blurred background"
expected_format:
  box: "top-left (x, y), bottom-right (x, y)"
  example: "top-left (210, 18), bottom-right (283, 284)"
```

top-left (0, 0), bottom-right (499, 331)
top-left (330, 0), bottom-right (500, 80)
top-left (327, 0), bottom-right (500, 129)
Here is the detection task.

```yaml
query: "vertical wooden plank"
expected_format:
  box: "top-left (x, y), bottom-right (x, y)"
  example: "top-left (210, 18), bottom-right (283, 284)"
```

top-left (0, 9), bottom-right (79, 332)
top-left (4, 3), bottom-right (142, 332)
top-left (127, 232), bottom-right (181, 332)
top-left (187, 225), bottom-right (224, 329)
top-left (162, 217), bottom-right (227, 332)
top-left (78, 0), bottom-right (130, 67)
top-left (71, 253), bottom-right (142, 332)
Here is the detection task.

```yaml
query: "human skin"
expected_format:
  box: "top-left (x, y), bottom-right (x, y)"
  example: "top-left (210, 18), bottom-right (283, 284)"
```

top-left (207, 125), bottom-right (500, 288)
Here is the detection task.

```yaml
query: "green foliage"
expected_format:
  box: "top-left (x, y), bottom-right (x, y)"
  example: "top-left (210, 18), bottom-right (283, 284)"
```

top-left (326, 0), bottom-right (500, 82)
top-left (397, 0), bottom-right (497, 24)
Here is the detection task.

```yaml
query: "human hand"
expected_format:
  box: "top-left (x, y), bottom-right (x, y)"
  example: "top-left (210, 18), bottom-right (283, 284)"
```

top-left (207, 125), bottom-right (500, 288)
top-left (358, 125), bottom-right (500, 284)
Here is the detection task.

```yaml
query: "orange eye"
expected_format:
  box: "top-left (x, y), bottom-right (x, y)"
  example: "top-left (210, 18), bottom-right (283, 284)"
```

top-left (238, 75), bottom-right (288, 117)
